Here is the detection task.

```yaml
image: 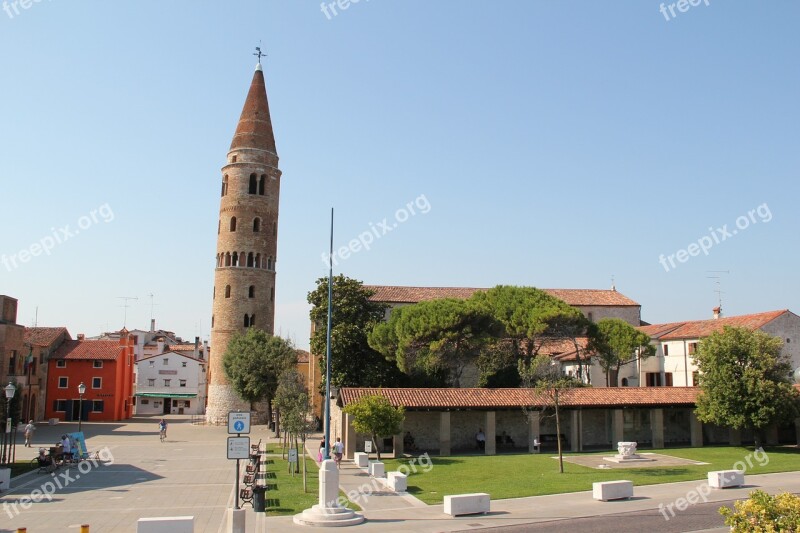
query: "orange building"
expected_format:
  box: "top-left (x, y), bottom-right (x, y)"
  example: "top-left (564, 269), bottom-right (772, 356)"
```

top-left (45, 330), bottom-right (135, 422)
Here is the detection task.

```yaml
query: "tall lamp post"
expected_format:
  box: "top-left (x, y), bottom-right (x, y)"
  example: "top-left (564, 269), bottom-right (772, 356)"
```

top-left (3, 382), bottom-right (15, 465)
top-left (77, 382), bottom-right (86, 432)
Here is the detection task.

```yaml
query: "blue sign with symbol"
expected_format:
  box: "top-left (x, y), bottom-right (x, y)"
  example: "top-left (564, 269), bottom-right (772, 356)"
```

top-left (234, 420), bottom-right (244, 432)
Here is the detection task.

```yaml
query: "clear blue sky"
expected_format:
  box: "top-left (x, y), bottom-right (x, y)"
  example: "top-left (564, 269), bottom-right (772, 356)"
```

top-left (1, 1), bottom-right (798, 350)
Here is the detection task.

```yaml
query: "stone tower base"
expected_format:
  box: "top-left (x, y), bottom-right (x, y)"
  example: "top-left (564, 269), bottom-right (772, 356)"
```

top-left (206, 384), bottom-right (252, 425)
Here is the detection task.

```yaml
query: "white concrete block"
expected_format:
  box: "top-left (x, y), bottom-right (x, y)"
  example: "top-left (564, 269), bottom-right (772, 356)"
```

top-left (593, 480), bottom-right (633, 501)
top-left (354, 452), bottom-right (369, 468)
top-left (226, 508), bottom-right (245, 533)
top-left (369, 461), bottom-right (384, 477)
top-left (444, 493), bottom-right (490, 516)
top-left (708, 470), bottom-right (744, 488)
top-left (137, 516), bottom-right (194, 533)
top-left (0, 468), bottom-right (10, 492)
top-left (387, 472), bottom-right (407, 491)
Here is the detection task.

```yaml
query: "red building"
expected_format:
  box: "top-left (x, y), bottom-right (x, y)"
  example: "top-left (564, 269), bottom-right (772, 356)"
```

top-left (45, 330), bottom-right (135, 422)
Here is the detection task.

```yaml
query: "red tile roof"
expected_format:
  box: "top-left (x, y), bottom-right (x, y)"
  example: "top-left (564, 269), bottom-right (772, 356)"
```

top-left (24, 327), bottom-right (69, 346)
top-left (52, 340), bottom-right (122, 361)
top-left (339, 387), bottom-right (699, 409)
top-left (364, 286), bottom-right (639, 307)
top-left (167, 344), bottom-right (200, 352)
top-left (296, 349), bottom-right (310, 364)
top-left (638, 310), bottom-right (790, 340)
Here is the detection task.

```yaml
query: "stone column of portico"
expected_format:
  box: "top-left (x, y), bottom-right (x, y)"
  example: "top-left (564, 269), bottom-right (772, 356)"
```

top-left (394, 428), bottom-right (404, 457)
top-left (766, 425), bottom-right (779, 446)
top-left (690, 411), bottom-right (703, 447)
top-left (485, 411), bottom-right (496, 455)
top-left (570, 411), bottom-right (580, 452)
top-left (440, 412), bottom-right (451, 456)
top-left (343, 413), bottom-right (356, 460)
top-left (528, 411), bottom-right (540, 453)
top-left (652, 409), bottom-right (665, 449)
top-left (729, 428), bottom-right (742, 446)
top-left (795, 417), bottom-right (800, 446)
top-left (612, 409), bottom-right (624, 446)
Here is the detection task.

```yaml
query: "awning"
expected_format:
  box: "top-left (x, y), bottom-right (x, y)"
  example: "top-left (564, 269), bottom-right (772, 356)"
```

top-left (135, 393), bottom-right (197, 398)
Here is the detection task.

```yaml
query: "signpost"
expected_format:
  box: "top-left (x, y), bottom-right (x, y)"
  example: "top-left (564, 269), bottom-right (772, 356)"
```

top-left (364, 440), bottom-right (372, 453)
top-left (288, 448), bottom-right (298, 463)
top-left (228, 411), bottom-right (251, 509)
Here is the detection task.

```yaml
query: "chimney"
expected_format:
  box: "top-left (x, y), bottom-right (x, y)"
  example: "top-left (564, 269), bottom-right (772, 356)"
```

top-left (193, 336), bottom-right (200, 358)
top-left (202, 340), bottom-right (208, 360)
top-left (713, 306), bottom-right (722, 319)
top-left (150, 319), bottom-right (155, 333)
top-left (77, 333), bottom-right (85, 341)
top-left (157, 339), bottom-right (165, 354)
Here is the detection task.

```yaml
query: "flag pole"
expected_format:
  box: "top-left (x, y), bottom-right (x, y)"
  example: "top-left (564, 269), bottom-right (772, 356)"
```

top-left (324, 208), bottom-right (334, 460)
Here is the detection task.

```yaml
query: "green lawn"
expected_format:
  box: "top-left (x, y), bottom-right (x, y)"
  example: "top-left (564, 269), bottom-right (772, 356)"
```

top-left (382, 446), bottom-right (800, 504)
top-left (263, 455), bottom-right (361, 516)
top-left (9, 458), bottom-right (37, 478)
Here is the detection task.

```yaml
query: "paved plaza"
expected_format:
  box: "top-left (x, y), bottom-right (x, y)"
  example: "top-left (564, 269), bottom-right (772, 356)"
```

top-left (2, 417), bottom-right (799, 532)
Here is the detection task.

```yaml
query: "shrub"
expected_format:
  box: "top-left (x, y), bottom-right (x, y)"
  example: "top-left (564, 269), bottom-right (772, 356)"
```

top-left (720, 489), bottom-right (800, 532)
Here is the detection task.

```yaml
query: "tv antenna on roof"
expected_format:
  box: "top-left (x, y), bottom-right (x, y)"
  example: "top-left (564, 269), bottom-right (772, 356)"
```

top-left (117, 296), bottom-right (138, 328)
top-left (705, 271), bottom-right (729, 310)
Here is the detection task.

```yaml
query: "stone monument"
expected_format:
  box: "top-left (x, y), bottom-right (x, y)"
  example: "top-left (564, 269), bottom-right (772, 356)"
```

top-left (293, 460), bottom-right (364, 526)
top-left (604, 441), bottom-right (654, 464)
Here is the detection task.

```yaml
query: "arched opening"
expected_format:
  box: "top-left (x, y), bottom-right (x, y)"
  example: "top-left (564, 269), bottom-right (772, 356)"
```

top-left (232, 252), bottom-right (239, 267)
top-left (621, 378), bottom-right (629, 387)
top-left (244, 314), bottom-right (250, 328)
top-left (249, 286), bottom-right (255, 298)
top-left (247, 252), bottom-right (254, 267)
top-left (230, 217), bottom-right (237, 232)
top-left (221, 175), bottom-right (228, 197)
top-left (253, 218), bottom-right (261, 232)
top-left (267, 256), bottom-right (273, 270)
top-left (249, 173), bottom-right (257, 194)
top-left (249, 314), bottom-right (255, 327)
top-left (259, 175), bottom-right (266, 195)
top-left (225, 252), bottom-right (231, 267)
top-left (225, 285), bottom-right (231, 298)
top-left (255, 253), bottom-right (261, 268)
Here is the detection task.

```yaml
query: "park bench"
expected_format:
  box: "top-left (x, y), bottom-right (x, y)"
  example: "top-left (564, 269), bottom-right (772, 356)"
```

top-left (251, 439), bottom-right (262, 454)
top-left (444, 493), bottom-right (490, 516)
top-left (593, 480), bottom-right (633, 501)
top-left (243, 474), bottom-right (255, 486)
top-left (239, 487), bottom-right (253, 507)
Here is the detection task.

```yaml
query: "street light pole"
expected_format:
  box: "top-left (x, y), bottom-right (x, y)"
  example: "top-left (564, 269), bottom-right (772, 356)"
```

top-left (77, 382), bottom-right (86, 433)
top-left (3, 382), bottom-right (16, 466)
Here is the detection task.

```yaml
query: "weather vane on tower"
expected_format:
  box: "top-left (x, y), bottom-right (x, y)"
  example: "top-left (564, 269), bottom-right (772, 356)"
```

top-left (253, 43), bottom-right (266, 63)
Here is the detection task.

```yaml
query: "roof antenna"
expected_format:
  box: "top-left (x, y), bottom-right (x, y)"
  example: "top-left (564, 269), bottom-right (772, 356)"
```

top-left (611, 275), bottom-right (616, 291)
top-left (117, 296), bottom-right (138, 328)
top-left (706, 271), bottom-right (729, 314)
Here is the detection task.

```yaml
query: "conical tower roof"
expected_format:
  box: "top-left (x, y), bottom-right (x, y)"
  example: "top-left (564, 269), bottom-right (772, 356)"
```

top-left (230, 63), bottom-right (277, 154)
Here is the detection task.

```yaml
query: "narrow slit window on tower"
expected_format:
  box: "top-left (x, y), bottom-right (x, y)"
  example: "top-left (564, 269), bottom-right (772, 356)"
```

top-left (250, 314), bottom-right (255, 327)
top-left (249, 286), bottom-right (255, 298)
top-left (218, 220), bottom-right (220, 234)
top-left (267, 256), bottom-right (273, 270)
top-left (253, 218), bottom-right (261, 232)
top-left (249, 173), bottom-right (257, 194)
top-left (259, 175), bottom-right (266, 195)
top-left (230, 217), bottom-right (237, 232)
top-left (244, 314), bottom-right (250, 328)
top-left (225, 285), bottom-right (231, 298)
top-left (231, 155), bottom-right (237, 163)
top-left (221, 175), bottom-right (228, 197)
top-left (270, 286), bottom-right (275, 302)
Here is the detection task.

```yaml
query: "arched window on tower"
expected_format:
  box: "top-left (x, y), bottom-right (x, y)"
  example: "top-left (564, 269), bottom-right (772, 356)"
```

top-left (225, 285), bottom-right (231, 298)
top-left (230, 217), bottom-right (237, 232)
top-left (270, 286), bottom-right (275, 302)
top-left (249, 173), bottom-right (257, 194)
top-left (244, 314), bottom-right (250, 328)
top-left (225, 252), bottom-right (231, 267)
top-left (259, 175), bottom-right (266, 195)
top-left (211, 315), bottom-right (214, 328)
top-left (232, 252), bottom-right (239, 267)
top-left (267, 256), bottom-right (273, 270)
top-left (218, 220), bottom-right (220, 235)
top-left (253, 218), bottom-right (261, 232)
top-left (213, 286), bottom-right (215, 299)
top-left (247, 252), bottom-right (254, 268)
top-left (255, 253), bottom-right (261, 268)
top-left (249, 286), bottom-right (255, 298)
top-left (221, 175), bottom-right (228, 197)
top-left (250, 314), bottom-right (255, 327)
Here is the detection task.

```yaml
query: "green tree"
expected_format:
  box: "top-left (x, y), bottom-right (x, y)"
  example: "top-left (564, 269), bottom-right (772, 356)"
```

top-left (694, 326), bottom-right (800, 449)
top-left (519, 355), bottom-right (581, 473)
top-left (308, 276), bottom-right (405, 389)
top-left (472, 286), bottom-right (590, 383)
top-left (222, 328), bottom-right (297, 423)
top-left (274, 369), bottom-right (315, 488)
top-left (720, 490), bottom-right (800, 532)
top-left (369, 298), bottom-right (497, 386)
top-left (343, 393), bottom-right (404, 461)
top-left (592, 318), bottom-right (654, 386)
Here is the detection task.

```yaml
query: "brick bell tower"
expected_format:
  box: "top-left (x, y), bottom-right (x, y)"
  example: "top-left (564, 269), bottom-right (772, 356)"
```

top-left (207, 58), bottom-right (281, 425)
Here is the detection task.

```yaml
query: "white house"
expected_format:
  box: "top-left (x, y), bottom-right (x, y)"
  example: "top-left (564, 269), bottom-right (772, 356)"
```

top-left (134, 350), bottom-right (207, 415)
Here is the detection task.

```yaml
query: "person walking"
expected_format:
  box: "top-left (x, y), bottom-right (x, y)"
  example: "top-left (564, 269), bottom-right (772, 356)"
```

top-left (24, 420), bottom-right (35, 447)
top-left (158, 419), bottom-right (168, 441)
top-left (475, 428), bottom-right (486, 451)
top-left (333, 437), bottom-right (344, 468)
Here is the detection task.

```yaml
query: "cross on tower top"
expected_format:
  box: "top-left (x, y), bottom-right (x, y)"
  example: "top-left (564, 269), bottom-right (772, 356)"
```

top-left (254, 46), bottom-right (265, 63)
